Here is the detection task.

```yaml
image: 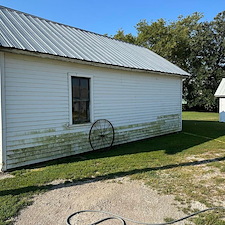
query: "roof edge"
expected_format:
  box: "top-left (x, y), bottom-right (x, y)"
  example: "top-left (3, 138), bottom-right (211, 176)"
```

top-left (0, 47), bottom-right (190, 77)
top-left (214, 95), bottom-right (225, 98)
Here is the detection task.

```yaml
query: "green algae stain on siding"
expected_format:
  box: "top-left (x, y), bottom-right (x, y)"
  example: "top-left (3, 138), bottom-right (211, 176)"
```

top-left (114, 114), bottom-right (181, 145)
top-left (6, 114), bottom-right (181, 169)
top-left (157, 114), bottom-right (181, 120)
top-left (7, 130), bottom-right (92, 167)
top-left (25, 128), bottom-right (56, 135)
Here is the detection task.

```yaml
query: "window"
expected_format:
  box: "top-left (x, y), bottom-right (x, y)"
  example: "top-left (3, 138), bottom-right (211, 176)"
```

top-left (71, 76), bottom-right (90, 124)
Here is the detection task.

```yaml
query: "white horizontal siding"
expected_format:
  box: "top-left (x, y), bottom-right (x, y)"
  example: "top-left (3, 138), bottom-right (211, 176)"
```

top-left (219, 98), bottom-right (225, 122)
top-left (93, 71), bottom-right (181, 127)
top-left (4, 53), bottom-right (182, 170)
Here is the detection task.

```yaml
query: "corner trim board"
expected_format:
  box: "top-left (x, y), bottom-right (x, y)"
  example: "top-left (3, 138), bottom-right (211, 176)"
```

top-left (0, 52), bottom-right (7, 171)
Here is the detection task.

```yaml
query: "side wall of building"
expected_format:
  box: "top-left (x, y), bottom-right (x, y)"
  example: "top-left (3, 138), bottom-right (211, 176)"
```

top-left (0, 53), bottom-right (4, 170)
top-left (219, 98), bottom-right (225, 122)
top-left (3, 53), bottom-right (182, 170)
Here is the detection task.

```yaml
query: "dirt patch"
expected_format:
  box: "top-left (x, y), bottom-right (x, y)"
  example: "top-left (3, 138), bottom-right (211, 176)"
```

top-left (14, 177), bottom-right (189, 225)
top-left (0, 172), bottom-right (14, 180)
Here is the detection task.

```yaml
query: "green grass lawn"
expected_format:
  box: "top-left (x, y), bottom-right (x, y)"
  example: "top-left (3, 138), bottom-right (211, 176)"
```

top-left (0, 111), bottom-right (225, 225)
top-left (182, 111), bottom-right (219, 121)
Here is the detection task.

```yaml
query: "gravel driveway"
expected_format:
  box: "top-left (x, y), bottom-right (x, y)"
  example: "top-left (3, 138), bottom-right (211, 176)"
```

top-left (14, 177), bottom-right (187, 225)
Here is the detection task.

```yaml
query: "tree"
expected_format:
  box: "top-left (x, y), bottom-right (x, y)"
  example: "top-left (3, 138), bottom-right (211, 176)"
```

top-left (185, 12), bottom-right (225, 111)
top-left (113, 29), bottom-right (137, 44)
top-left (114, 13), bottom-right (202, 71)
top-left (113, 12), bottom-right (225, 111)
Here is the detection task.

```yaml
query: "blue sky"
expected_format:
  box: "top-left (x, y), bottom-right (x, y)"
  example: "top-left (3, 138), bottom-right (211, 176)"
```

top-left (0, 0), bottom-right (224, 36)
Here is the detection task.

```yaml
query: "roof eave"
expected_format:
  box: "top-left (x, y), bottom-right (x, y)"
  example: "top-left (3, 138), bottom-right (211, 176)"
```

top-left (0, 46), bottom-right (190, 77)
top-left (215, 95), bottom-right (225, 98)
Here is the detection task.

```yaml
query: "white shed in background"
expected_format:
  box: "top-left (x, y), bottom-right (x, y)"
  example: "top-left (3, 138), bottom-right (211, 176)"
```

top-left (215, 78), bottom-right (225, 122)
top-left (0, 6), bottom-right (190, 171)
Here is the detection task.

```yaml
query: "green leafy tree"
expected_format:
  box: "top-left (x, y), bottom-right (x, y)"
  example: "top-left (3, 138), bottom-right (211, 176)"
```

top-left (113, 29), bottom-right (137, 44)
top-left (185, 12), bottom-right (225, 111)
top-left (114, 13), bottom-right (202, 71)
top-left (113, 12), bottom-right (225, 111)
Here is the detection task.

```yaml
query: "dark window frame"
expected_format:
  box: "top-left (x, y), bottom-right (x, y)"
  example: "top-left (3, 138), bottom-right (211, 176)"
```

top-left (71, 76), bottom-right (90, 124)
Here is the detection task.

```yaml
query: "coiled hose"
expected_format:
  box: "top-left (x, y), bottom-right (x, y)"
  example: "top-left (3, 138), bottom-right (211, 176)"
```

top-left (66, 207), bottom-right (225, 225)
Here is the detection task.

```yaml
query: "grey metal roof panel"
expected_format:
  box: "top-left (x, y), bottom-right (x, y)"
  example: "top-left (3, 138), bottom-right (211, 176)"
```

top-left (0, 5), bottom-right (190, 76)
top-left (215, 78), bottom-right (225, 97)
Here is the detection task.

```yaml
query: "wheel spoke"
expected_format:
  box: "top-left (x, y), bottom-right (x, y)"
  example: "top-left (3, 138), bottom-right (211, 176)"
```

top-left (89, 119), bottom-right (114, 150)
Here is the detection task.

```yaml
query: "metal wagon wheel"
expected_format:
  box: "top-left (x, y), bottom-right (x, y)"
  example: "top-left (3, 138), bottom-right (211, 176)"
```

top-left (89, 119), bottom-right (114, 151)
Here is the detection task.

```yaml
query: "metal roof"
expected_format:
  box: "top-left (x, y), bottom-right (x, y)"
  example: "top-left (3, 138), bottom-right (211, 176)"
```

top-left (215, 78), bottom-right (225, 97)
top-left (0, 5), bottom-right (190, 76)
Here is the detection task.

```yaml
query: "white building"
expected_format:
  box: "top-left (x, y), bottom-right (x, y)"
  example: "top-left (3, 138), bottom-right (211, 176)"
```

top-left (215, 78), bottom-right (225, 122)
top-left (0, 6), bottom-right (189, 171)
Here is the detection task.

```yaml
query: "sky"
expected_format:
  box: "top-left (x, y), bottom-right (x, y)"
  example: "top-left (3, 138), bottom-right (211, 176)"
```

top-left (0, 0), bottom-right (224, 36)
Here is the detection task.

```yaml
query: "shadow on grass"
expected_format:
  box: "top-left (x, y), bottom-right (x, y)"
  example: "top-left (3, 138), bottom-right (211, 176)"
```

top-left (182, 120), bottom-right (225, 139)
top-left (1, 155), bottom-right (224, 197)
